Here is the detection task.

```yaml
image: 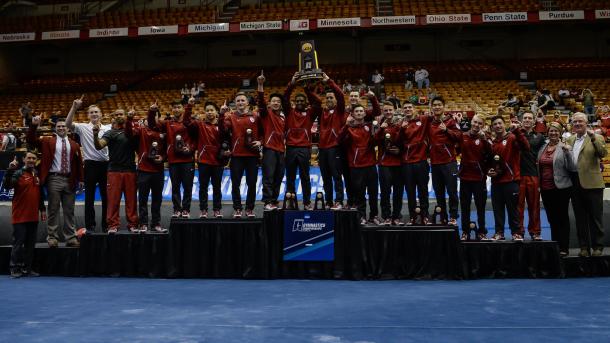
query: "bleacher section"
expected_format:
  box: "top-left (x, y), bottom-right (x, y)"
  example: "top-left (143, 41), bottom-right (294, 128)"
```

top-left (0, 13), bottom-right (79, 33)
top-left (0, 92), bottom-right (102, 124)
top-left (85, 6), bottom-right (217, 29)
top-left (393, 0), bottom-right (539, 16)
top-left (233, 0), bottom-right (375, 22)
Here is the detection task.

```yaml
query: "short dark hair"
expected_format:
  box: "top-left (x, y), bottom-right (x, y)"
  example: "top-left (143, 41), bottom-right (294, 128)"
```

top-left (352, 104), bottom-right (365, 111)
top-left (431, 96), bottom-right (445, 105)
top-left (490, 115), bottom-right (505, 123)
top-left (235, 92), bottom-right (247, 99)
top-left (171, 100), bottom-right (183, 106)
top-left (55, 118), bottom-right (66, 127)
top-left (204, 101), bottom-right (219, 112)
top-left (294, 93), bottom-right (307, 101)
top-left (382, 101), bottom-right (394, 107)
top-left (269, 93), bottom-right (283, 102)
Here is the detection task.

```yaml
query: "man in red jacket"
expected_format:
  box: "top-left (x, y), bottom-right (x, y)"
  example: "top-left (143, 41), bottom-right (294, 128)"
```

top-left (284, 73), bottom-right (322, 209)
top-left (257, 71), bottom-right (286, 210)
top-left (4, 152), bottom-right (46, 278)
top-left (158, 100), bottom-right (196, 218)
top-left (184, 101), bottom-right (226, 219)
top-left (398, 102), bottom-right (432, 225)
top-left (428, 96), bottom-right (462, 225)
top-left (488, 115), bottom-right (530, 241)
top-left (338, 105), bottom-right (380, 225)
top-left (222, 92), bottom-right (262, 218)
top-left (376, 102), bottom-right (403, 225)
top-left (459, 115), bottom-right (492, 240)
top-left (317, 74), bottom-right (346, 209)
top-left (126, 105), bottom-right (167, 233)
top-left (28, 116), bottom-right (83, 248)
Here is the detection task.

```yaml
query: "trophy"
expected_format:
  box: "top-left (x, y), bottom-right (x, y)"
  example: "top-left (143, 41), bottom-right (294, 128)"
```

top-left (432, 205), bottom-right (447, 225)
top-left (283, 192), bottom-right (299, 210)
top-left (175, 135), bottom-right (191, 156)
top-left (490, 154), bottom-right (503, 177)
top-left (296, 40), bottom-right (324, 83)
top-left (313, 192), bottom-right (325, 210)
top-left (148, 141), bottom-right (159, 160)
top-left (218, 141), bottom-right (230, 160)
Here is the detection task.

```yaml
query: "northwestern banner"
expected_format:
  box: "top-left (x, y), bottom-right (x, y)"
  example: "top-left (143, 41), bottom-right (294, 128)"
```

top-left (371, 16), bottom-right (416, 26)
top-left (283, 210), bottom-right (334, 261)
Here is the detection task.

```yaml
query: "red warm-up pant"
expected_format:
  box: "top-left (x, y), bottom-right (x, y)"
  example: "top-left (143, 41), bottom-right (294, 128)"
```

top-left (106, 171), bottom-right (138, 230)
top-left (518, 175), bottom-right (541, 235)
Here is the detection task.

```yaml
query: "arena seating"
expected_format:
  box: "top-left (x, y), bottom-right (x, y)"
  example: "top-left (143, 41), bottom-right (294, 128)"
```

top-left (11, 72), bottom-right (149, 94)
top-left (85, 6), bottom-right (217, 29)
top-left (393, 0), bottom-right (539, 16)
top-left (138, 69), bottom-right (259, 90)
top-left (232, 0), bottom-right (375, 22)
top-left (536, 78), bottom-right (609, 113)
top-left (507, 59), bottom-right (610, 80)
top-left (0, 92), bottom-right (102, 124)
top-left (0, 13), bottom-right (79, 33)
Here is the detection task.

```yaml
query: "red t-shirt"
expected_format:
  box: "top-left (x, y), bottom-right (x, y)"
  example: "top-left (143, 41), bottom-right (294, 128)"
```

top-left (10, 169), bottom-right (43, 224)
top-left (539, 146), bottom-right (556, 191)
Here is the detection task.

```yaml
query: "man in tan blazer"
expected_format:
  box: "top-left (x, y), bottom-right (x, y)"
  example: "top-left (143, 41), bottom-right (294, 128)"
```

top-left (566, 112), bottom-right (607, 257)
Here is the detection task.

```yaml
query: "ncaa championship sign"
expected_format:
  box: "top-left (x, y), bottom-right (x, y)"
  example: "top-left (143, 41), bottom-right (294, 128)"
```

top-left (283, 211), bottom-right (334, 261)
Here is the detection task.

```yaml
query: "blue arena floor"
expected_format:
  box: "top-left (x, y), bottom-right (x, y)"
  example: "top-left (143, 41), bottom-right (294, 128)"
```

top-left (1, 277), bottom-right (609, 342)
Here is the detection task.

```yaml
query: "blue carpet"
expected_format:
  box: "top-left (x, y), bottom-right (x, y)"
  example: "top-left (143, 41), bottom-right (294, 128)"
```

top-left (0, 277), bottom-right (609, 342)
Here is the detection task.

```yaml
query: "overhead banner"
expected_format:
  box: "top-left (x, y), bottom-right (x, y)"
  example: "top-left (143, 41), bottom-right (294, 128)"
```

top-left (371, 15), bottom-right (416, 26)
top-left (138, 25), bottom-right (179, 36)
top-left (0, 32), bottom-right (35, 43)
top-left (41, 30), bottom-right (80, 40)
top-left (482, 12), bottom-right (528, 22)
top-left (89, 27), bottom-right (128, 39)
top-left (290, 19), bottom-right (310, 31)
top-left (239, 21), bottom-right (282, 31)
top-left (317, 17), bottom-right (361, 28)
top-left (539, 10), bottom-right (585, 20)
top-left (595, 9), bottom-right (610, 19)
top-left (283, 211), bottom-right (334, 261)
top-left (425, 14), bottom-right (471, 24)
top-left (188, 23), bottom-right (229, 33)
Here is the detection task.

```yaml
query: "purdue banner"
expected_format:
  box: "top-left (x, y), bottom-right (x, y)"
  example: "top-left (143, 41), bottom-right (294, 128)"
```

top-left (283, 211), bottom-right (334, 261)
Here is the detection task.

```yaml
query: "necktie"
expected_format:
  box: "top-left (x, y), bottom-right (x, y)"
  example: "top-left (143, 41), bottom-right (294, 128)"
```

top-left (60, 138), bottom-right (68, 174)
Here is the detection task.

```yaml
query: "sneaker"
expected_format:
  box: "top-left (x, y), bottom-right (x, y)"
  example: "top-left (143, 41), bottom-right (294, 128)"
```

top-left (264, 203), bottom-right (277, 211)
top-left (559, 251), bottom-right (569, 258)
top-left (370, 216), bottom-right (382, 225)
top-left (10, 270), bottom-right (22, 278)
top-left (48, 239), bottom-right (59, 248)
top-left (448, 218), bottom-right (458, 226)
top-left (22, 270), bottom-right (40, 277)
top-left (491, 232), bottom-right (505, 241)
top-left (383, 218), bottom-right (392, 226)
top-left (477, 233), bottom-right (491, 241)
top-left (360, 218), bottom-right (368, 225)
top-left (246, 209), bottom-right (255, 218)
top-left (578, 248), bottom-right (590, 257)
top-left (107, 228), bottom-right (118, 235)
top-left (330, 202), bottom-right (343, 210)
top-left (512, 233), bottom-right (524, 241)
top-left (460, 232), bottom-right (469, 241)
top-left (303, 203), bottom-right (313, 211)
top-left (592, 248), bottom-right (603, 257)
top-left (392, 219), bottom-right (404, 226)
top-left (172, 211), bottom-right (180, 218)
top-left (139, 225), bottom-right (148, 233)
top-left (406, 218), bottom-right (416, 226)
top-left (531, 233), bottom-right (542, 241)
top-left (181, 211), bottom-right (190, 219)
top-left (233, 209), bottom-right (243, 218)
top-left (128, 226), bottom-right (139, 233)
top-left (152, 225), bottom-right (168, 233)
top-left (213, 210), bottom-right (222, 218)
top-left (200, 210), bottom-right (208, 219)
top-left (422, 217), bottom-right (431, 226)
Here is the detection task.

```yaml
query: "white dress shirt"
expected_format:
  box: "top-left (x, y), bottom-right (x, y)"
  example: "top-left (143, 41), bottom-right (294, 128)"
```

top-left (50, 135), bottom-right (71, 173)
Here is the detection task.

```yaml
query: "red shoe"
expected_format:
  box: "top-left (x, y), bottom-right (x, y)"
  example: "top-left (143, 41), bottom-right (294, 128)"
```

top-left (246, 209), bottom-right (255, 218)
top-left (233, 209), bottom-right (243, 218)
top-left (213, 210), bottom-right (222, 218)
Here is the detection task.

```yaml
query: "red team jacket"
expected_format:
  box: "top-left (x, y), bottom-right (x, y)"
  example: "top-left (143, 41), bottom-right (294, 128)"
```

top-left (428, 115), bottom-right (462, 165)
top-left (338, 122), bottom-right (377, 168)
top-left (223, 110), bottom-right (261, 157)
top-left (459, 131), bottom-right (492, 182)
top-left (126, 112), bottom-right (166, 173)
top-left (183, 107), bottom-right (224, 166)
top-left (318, 80), bottom-right (347, 149)
top-left (257, 91), bottom-right (286, 153)
top-left (283, 83), bottom-right (322, 147)
top-left (398, 115), bottom-right (431, 164)
top-left (491, 128), bottom-right (530, 184)
top-left (159, 104), bottom-right (196, 164)
top-left (4, 168), bottom-right (45, 224)
top-left (375, 118), bottom-right (402, 167)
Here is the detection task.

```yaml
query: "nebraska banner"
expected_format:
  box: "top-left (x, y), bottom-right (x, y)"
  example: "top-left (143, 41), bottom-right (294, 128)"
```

top-left (317, 17), bottom-right (361, 28)
top-left (89, 27), bottom-right (128, 38)
top-left (289, 19), bottom-right (310, 31)
top-left (239, 21), bottom-right (282, 31)
top-left (371, 16), bottom-right (416, 26)
top-left (482, 12), bottom-right (528, 22)
top-left (188, 23), bottom-right (229, 33)
top-left (538, 10), bottom-right (585, 20)
top-left (41, 30), bottom-right (80, 40)
top-left (0, 32), bottom-right (35, 43)
top-left (138, 25), bottom-right (179, 35)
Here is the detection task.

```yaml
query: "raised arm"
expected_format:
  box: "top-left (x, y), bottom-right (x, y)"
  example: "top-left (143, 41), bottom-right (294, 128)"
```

top-left (26, 115), bottom-right (42, 149)
top-left (305, 84), bottom-right (322, 121)
top-left (283, 72), bottom-right (298, 115)
top-left (65, 94), bottom-right (84, 130)
top-left (364, 91), bottom-right (380, 121)
top-left (257, 71), bottom-right (269, 118)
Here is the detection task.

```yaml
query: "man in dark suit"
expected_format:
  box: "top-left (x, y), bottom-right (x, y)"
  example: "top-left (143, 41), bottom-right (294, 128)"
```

top-left (567, 112), bottom-right (607, 257)
top-left (27, 116), bottom-right (84, 248)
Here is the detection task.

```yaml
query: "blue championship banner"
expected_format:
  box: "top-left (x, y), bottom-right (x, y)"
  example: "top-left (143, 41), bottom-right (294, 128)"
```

top-left (283, 211), bottom-right (334, 261)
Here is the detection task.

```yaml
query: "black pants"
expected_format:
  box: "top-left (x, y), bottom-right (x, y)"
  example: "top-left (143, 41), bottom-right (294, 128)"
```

top-left (84, 160), bottom-right (108, 231)
top-left (285, 146), bottom-right (311, 205)
top-left (491, 181), bottom-right (520, 234)
top-left (10, 222), bottom-right (38, 272)
top-left (541, 187), bottom-right (572, 253)
top-left (230, 156), bottom-right (258, 210)
top-left (261, 148), bottom-right (285, 204)
top-left (199, 163), bottom-right (223, 211)
top-left (169, 163), bottom-right (194, 212)
top-left (460, 180), bottom-right (487, 234)
top-left (570, 179), bottom-right (604, 249)
top-left (137, 171), bottom-right (164, 226)
top-left (379, 165), bottom-right (403, 219)
top-left (318, 146), bottom-right (344, 204)
top-left (402, 160), bottom-right (430, 217)
top-left (431, 161), bottom-right (459, 219)
top-left (351, 166), bottom-right (379, 220)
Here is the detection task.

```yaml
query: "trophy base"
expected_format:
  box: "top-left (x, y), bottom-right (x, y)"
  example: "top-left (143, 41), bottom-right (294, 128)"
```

top-left (296, 69), bottom-right (324, 83)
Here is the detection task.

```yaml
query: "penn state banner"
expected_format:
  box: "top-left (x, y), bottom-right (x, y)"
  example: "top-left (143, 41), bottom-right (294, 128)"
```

top-left (283, 210), bottom-right (334, 261)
